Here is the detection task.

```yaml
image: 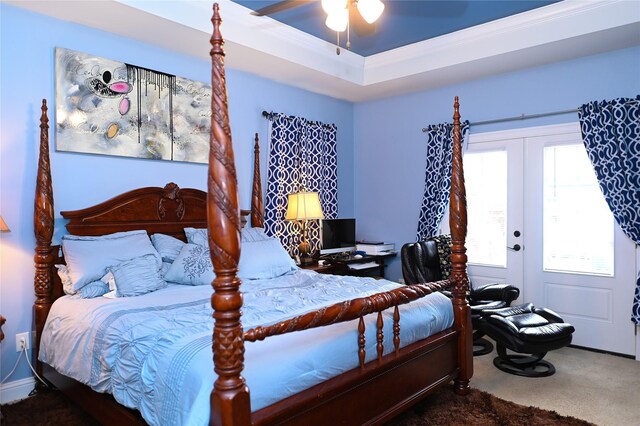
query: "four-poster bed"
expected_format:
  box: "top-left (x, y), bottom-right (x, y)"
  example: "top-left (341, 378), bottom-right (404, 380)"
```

top-left (33, 3), bottom-right (472, 425)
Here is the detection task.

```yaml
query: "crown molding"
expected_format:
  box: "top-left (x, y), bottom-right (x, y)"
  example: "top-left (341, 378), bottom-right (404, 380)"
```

top-left (5, 0), bottom-right (639, 102)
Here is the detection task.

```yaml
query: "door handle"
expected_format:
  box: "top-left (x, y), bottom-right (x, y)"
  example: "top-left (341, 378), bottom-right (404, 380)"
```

top-left (507, 244), bottom-right (522, 252)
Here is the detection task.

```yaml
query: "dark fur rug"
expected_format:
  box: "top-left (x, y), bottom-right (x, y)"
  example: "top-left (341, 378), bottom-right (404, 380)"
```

top-left (1, 384), bottom-right (593, 425)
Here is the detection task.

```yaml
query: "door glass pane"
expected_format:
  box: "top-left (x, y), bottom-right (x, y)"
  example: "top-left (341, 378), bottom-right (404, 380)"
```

top-left (543, 144), bottom-right (614, 275)
top-left (465, 150), bottom-right (507, 267)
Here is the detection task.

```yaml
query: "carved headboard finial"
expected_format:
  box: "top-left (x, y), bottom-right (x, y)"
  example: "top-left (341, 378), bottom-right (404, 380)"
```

top-left (159, 182), bottom-right (185, 219)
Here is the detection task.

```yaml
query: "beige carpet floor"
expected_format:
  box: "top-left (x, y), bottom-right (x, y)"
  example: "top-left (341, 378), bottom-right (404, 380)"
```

top-left (472, 344), bottom-right (640, 426)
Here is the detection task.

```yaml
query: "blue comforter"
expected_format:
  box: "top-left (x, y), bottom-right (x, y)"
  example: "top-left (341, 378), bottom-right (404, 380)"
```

top-left (40, 269), bottom-right (453, 425)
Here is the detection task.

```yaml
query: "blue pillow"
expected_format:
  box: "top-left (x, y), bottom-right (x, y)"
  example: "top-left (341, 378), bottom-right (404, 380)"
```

top-left (184, 227), bottom-right (208, 247)
top-left (164, 243), bottom-right (215, 286)
top-left (108, 254), bottom-right (167, 297)
top-left (77, 279), bottom-right (110, 299)
top-left (241, 227), bottom-right (270, 242)
top-left (184, 226), bottom-right (271, 247)
top-left (151, 233), bottom-right (186, 263)
top-left (238, 238), bottom-right (297, 280)
top-left (62, 230), bottom-right (162, 292)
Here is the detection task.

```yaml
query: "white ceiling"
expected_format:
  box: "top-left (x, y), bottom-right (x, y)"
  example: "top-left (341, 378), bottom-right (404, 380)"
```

top-left (7, 0), bottom-right (640, 102)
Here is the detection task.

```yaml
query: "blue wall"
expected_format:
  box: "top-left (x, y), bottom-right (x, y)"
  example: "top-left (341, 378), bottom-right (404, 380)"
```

top-left (354, 46), bottom-right (640, 281)
top-left (0, 4), bottom-right (354, 385)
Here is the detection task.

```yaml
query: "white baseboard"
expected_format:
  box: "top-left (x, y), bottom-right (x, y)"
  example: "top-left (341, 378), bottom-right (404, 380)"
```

top-left (0, 377), bottom-right (36, 404)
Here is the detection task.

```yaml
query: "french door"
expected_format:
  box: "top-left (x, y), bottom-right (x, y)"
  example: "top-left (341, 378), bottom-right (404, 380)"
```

top-left (463, 138), bottom-right (524, 305)
top-left (463, 123), bottom-right (637, 356)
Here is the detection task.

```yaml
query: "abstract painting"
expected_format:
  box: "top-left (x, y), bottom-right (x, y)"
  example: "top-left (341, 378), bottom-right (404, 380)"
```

top-left (54, 47), bottom-right (211, 163)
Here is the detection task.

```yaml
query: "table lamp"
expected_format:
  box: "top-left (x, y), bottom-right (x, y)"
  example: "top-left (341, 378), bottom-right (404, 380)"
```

top-left (285, 191), bottom-right (324, 265)
top-left (0, 216), bottom-right (9, 232)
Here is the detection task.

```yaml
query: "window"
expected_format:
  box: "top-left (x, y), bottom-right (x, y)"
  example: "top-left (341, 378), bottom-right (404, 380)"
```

top-left (543, 144), bottom-right (614, 275)
top-left (465, 150), bottom-right (507, 267)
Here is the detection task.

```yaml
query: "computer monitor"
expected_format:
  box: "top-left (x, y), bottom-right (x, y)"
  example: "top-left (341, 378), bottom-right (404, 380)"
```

top-left (320, 218), bottom-right (356, 255)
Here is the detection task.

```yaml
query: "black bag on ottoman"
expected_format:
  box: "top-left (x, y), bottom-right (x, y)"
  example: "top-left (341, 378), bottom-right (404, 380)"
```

top-left (479, 303), bottom-right (575, 377)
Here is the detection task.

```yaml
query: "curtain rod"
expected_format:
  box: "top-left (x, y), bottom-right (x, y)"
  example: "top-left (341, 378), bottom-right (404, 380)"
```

top-left (468, 107), bottom-right (580, 127)
top-left (422, 107), bottom-right (578, 132)
top-left (422, 99), bottom-right (638, 132)
top-left (261, 110), bottom-right (336, 129)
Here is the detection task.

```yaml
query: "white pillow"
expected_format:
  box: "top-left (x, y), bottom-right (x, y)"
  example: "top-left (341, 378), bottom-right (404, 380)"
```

top-left (164, 243), bottom-right (215, 286)
top-left (55, 264), bottom-right (74, 295)
top-left (238, 238), bottom-right (297, 280)
top-left (62, 230), bottom-right (161, 292)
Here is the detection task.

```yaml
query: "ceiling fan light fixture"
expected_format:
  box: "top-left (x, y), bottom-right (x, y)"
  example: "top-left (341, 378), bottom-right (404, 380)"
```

top-left (357, 0), bottom-right (384, 24)
top-left (325, 8), bottom-right (348, 32)
top-left (322, 0), bottom-right (348, 15)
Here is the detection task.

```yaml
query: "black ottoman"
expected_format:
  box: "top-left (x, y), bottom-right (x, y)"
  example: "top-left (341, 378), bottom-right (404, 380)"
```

top-left (479, 303), bottom-right (574, 377)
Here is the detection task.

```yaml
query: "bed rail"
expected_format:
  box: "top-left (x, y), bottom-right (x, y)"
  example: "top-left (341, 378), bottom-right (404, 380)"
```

top-left (244, 280), bottom-right (449, 366)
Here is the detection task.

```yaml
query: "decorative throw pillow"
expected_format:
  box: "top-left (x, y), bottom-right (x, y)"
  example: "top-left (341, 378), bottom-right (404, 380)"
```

top-left (77, 280), bottom-right (110, 299)
top-left (238, 238), bottom-right (298, 280)
top-left (108, 254), bottom-right (167, 297)
top-left (432, 234), bottom-right (453, 279)
top-left (151, 233), bottom-right (186, 263)
top-left (184, 227), bottom-right (208, 247)
top-left (164, 243), bottom-right (215, 286)
top-left (55, 264), bottom-right (75, 295)
top-left (62, 230), bottom-right (162, 292)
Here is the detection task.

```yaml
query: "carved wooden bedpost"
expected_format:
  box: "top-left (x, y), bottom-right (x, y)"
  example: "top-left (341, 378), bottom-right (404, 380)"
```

top-left (208, 4), bottom-right (251, 425)
top-left (251, 133), bottom-right (264, 228)
top-left (449, 96), bottom-right (473, 395)
top-left (34, 99), bottom-right (55, 377)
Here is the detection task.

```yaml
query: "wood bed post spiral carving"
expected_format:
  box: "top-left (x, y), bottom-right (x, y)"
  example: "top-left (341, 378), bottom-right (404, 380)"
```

top-left (251, 133), bottom-right (264, 228)
top-left (208, 4), bottom-right (251, 425)
top-left (449, 96), bottom-right (473, 395)
top-left (34, 99), bottom-right (55, 378)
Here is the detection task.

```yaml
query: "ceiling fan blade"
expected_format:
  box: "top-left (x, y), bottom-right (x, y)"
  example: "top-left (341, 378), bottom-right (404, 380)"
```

top-left (251, 0), bottom-right (314, 17)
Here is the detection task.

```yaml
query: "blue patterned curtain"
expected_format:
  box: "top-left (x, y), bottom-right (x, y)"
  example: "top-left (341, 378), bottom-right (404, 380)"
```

top-left (416, 121), bottom-right (470, 240)
top-left (264, 113), bottom-right (338, 255)
top-left (578, 96), bottom-right (640, 324)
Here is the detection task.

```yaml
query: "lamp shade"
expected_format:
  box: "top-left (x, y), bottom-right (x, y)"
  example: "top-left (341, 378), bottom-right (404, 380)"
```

top-left (322, 0), bottom-right (347, 14)
top-left (357, 0), bottom-right (384, 24)
top-left (325, 7), bottom-right (348, 32)
top-left (285, 192), bottom-right (325, 221)
top-left (0, 216), bottom-right (9, 232)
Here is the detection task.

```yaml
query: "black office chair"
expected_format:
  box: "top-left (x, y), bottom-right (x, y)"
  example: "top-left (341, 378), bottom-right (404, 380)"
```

top-left (401, 236), bottom-right (520, 355)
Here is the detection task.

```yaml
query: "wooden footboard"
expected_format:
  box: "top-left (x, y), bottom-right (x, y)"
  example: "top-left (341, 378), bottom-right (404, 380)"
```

top-left (252, 329), bottom-right (459, 425)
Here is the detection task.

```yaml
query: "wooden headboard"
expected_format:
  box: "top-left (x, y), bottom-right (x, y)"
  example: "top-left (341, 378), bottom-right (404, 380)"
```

top-left (61, 182), bottom-right (249, 240)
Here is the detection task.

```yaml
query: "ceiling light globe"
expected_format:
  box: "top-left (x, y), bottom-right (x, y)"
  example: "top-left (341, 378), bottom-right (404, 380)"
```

top-left (357, 0), bottom-right (384, 24)
top-left (322, 0), bottom-right (348, 15)
top-left (325, 8), bottom-right (348, 32)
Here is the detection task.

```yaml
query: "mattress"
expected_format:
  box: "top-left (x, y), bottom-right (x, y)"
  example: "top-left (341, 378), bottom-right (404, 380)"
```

top-left (40, 269), bottom-right (453, 426)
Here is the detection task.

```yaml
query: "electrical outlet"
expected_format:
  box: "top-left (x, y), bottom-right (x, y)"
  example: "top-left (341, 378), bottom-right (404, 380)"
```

top-left (16, 332), bottom-right (30, 352)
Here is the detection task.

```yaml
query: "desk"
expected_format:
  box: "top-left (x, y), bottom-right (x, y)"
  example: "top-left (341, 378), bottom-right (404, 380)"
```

top-left (304, 252), bottom-right (396, 279)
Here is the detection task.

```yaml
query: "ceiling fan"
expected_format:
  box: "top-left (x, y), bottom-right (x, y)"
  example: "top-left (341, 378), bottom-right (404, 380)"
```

top-left (250, 0), bottom-right (385, 54)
